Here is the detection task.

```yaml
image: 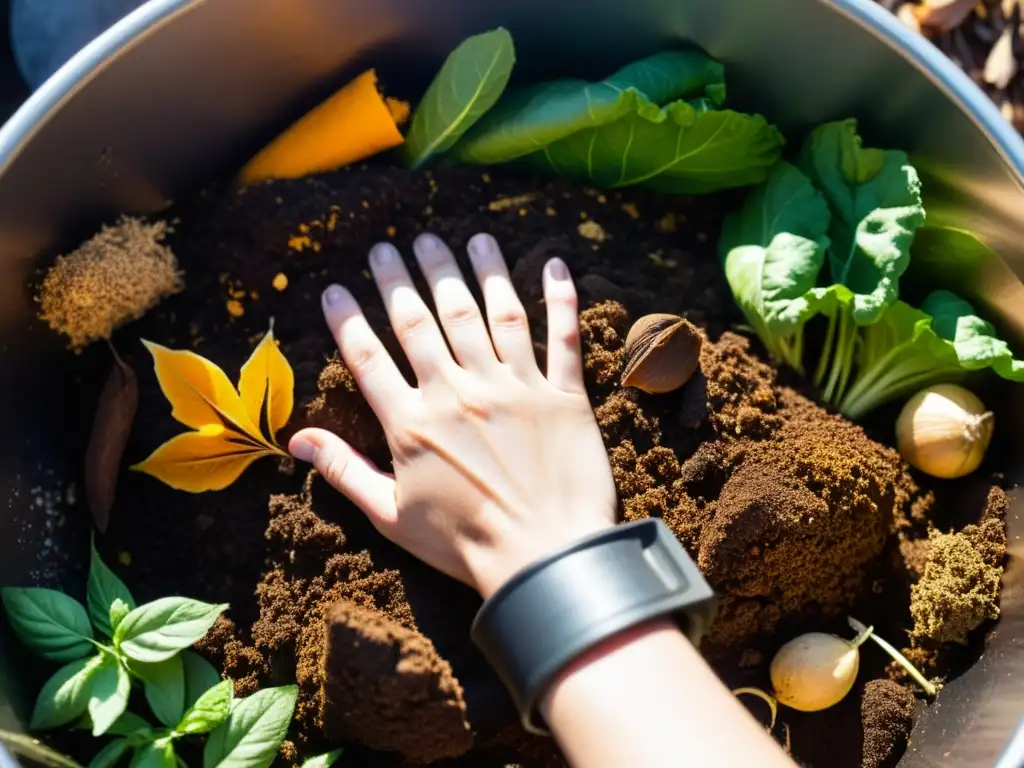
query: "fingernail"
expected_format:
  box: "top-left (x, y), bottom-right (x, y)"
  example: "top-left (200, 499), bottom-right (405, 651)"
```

top-left (289, 435), bottom-right (318, 463)
top-left (549, 258), bottom-right (569, 280)
top-left (370, 242), bottom-right (396, 266)
top-left (322, 285), bottom-right (344, 306)
top-left (468, 233), bottom-right (495, 258)
top-left (417, 232), bottom-right (443, 251)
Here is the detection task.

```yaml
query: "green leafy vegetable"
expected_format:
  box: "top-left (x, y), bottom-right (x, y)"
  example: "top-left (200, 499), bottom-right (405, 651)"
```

top-left (114, 598), bottom-right (227, 663)
top-left (719, 161), bottom-right (839, 371)
top-left (109, 600), bottom-right (131, 635)
top-left (88, 537), bottom-right (136, 638)
top-left (299, 749), bottom-right (344, 768)
top-left (86, 654), bottom-right (131, 737)
top-left (88, 738), bottom-right (130, 768)
top-left (203, 685), bottom-right (298, 768)
top-left (799, 118), bottom-right (925, 323)
top-left (133, 655), bottom-right (185, 728)
top-left (130, 738), bottom-right (176, 768)
top-left (401, 28), bottom-right (515, 169)
top-left (176, 680), bottom-right (233, 736)
top-left (104, 712), bottom-right (152, 738)
top-left (452, 50), bottom-right (782, 194)
top-left (838, 292), bottom-right (1024, 418)
top-left (182, 651), bottom-right (222, 710)
top-left (32, 656), bottom-right (105, 730)
top-left (2, 588), bottom-right (95, 662)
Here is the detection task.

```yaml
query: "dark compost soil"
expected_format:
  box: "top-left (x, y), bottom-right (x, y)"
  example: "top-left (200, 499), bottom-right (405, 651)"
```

top-left (78, 166), bottom-right (1008, 768)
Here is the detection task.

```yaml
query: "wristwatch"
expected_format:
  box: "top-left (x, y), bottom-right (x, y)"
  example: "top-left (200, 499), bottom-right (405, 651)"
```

top-left (470, 518), bottom-right (718, 734)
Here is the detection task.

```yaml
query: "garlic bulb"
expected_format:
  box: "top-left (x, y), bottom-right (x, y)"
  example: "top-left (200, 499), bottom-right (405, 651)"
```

top-left (769, 629), bottom-right (869, 712)
top-left (896, 384), bottom-right (994, 479)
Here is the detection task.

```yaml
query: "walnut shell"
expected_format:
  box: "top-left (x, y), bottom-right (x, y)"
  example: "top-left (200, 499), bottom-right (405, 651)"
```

top-left (621, 313), bottom-right (702, 394)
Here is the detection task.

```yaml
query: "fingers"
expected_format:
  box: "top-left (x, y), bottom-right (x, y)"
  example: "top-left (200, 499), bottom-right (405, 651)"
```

top-left (466, 233), bottom-right (539, 378)
top-left (412, 233), bottom-right (497, 370)
top-left (543, 258), bottom-right (586, 394)
top-left (321, 284), bottom-right (413, 417)
top-left (369, 242), bottom-right (458, 385)
top-left (289, 428), bottom-right (398, 528)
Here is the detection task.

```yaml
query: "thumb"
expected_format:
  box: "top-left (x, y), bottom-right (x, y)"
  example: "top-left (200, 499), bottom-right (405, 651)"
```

top-left (289, 428), bottom-right (397, 526)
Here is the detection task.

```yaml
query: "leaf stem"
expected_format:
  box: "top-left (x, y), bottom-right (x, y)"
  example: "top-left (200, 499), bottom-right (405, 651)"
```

top-left (814, 310), bottom-right (838, 387)
top-left (848, 617), bottom-right (938, 696)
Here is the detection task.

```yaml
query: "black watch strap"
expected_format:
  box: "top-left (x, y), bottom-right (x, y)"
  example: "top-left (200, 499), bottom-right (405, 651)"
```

top-left (470, 518), bottom-right (718, 734)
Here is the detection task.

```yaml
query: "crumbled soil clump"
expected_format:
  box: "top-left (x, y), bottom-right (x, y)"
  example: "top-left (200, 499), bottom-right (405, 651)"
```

top-left (80, 166), bottom-right (1008, 768)
top-left (861, 679), bottom-right (916, 768)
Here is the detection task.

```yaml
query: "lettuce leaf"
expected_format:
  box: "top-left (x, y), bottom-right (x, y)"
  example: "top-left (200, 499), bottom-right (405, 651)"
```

top-left (451, 50), bottom-right (783, 193)
top-left (798, 118), bottom-right (925, 324)
top-left (719, 162), bottom-right (838, 370)
top-left (838, 291), bottom-right (1024, 419)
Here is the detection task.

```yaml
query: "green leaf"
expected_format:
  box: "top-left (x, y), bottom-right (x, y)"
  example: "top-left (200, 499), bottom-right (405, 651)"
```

top-left (129, 739), bottom-right (176, 768)
top-left (176, 680), bottom-right (233, 735)
top-left (837, 300), bottom-right (964, 419)
top-left (922, 290), bottom-right (1024, 380)
top-left (719, 162), bottom-right (839, 371)
top-left (299, 749), bottom-right (343, 768)
top-left (453, 50), bottom-right (725, 165)
top-left (88, 537), bottom-right (136, 637)
top-left (89, 738), bottom-right (130, 768)
top-left (105, 711), bottom-right (153, 738)
top-left (31, 655), bottom-right (105, 730)
top-left (182, 650), bottom-right (222, 709)
top-left (88, 654), bottom-right (131, 736)
top-left (798, 118), bottom-right (925, 324)
top-left (203, 685), bottom-right (298, 768)
top-left (114, 598), bottom-right (227, 663)
top-left (132, 655), bottom-right (185, 727)
top-left (402, 28), bottom-right (515, 169)
top-left (523, 97), bottom-right (783, 194)
top-left (2, 587), bottom-right (95, 662)
top-left (109, 600), bottom-right (131, 634)
top-left (0, 728), bottom-right (86, 768)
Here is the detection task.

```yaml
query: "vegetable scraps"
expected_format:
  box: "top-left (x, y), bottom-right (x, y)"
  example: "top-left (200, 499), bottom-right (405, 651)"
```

top-left (239, 69), bottom-right (410, 185)
top-left (132, 326), bottom-right (295, 492)
top-left (720, 118), bottom-right (1024, 418)
top-left (449, 49), bottom-right (784, 193)
top-left (1, 539), bottom-right (298, 768)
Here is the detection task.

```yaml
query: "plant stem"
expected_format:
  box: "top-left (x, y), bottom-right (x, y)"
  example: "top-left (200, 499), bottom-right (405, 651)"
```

top-left (814, 310), bottom-right (838, 387)
top-left (731, 687), bottom-right (778, 729)
top-left (848, 617), bottom-right (938, 696)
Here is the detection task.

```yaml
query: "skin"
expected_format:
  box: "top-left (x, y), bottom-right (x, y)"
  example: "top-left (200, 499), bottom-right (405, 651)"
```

top-left (290, 232), bottom-right (795, 768)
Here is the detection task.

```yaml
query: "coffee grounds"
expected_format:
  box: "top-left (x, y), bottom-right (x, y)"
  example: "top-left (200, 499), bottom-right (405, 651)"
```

top-left (861, 680), bottom-right (916, 768)
top-left (82, 165), bottom-right (1008, 768)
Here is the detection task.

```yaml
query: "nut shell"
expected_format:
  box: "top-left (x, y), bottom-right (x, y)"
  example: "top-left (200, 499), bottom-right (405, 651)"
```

top-left (621, 313), bottom-right (702, 394)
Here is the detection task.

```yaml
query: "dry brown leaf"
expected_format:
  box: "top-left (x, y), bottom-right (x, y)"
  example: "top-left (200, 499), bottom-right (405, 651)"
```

top-left (911, 0), bottom-right (978, 33)
top-left (84, 349), bottom-right (138, 532)
top-left (132, 325), bottom-right (293, 492)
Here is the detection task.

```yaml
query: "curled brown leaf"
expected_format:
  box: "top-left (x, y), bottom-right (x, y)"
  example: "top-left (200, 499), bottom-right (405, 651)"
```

top-left (85, 349), bottom-right (138, 532)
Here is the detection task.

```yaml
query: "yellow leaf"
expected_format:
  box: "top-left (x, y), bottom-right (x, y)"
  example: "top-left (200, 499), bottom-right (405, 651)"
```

top-left (131, 424), bottom-right (271, 492)
top-left (142, 340), bottom-right (259, 435)
top-left (238, 328), bottom-right (294, 442)
top-left (238, 69), bottom-right (406, 185)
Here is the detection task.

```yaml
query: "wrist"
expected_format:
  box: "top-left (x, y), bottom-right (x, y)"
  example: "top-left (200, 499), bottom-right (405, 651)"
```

top-left (463, 518), bottom-right (617, 598)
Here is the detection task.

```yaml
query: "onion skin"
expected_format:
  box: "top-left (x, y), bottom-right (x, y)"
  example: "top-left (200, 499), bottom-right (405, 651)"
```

top-left (770, 633), bottom-right (859, 712)
top-left (896, 384), bottom-right (994, 479)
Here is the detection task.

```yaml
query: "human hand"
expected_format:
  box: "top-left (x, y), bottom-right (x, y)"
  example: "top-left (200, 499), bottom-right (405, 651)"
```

top-left (289, 233), bottom-right (617, 598)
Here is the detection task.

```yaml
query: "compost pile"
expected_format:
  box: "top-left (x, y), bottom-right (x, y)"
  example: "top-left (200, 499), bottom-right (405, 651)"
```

top-left (87, 166), bottom-right (1007, 768)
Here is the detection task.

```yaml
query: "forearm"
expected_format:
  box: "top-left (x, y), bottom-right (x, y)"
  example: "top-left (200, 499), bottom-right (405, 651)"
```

top-left (540, 619), bottom-right (795, 768)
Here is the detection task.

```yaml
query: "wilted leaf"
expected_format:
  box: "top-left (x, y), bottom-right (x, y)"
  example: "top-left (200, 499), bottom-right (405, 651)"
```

top-left (85, 351), bottom-right (138, 532)
top-left (132, 327), bottom-right (293, 493)
top-left (237, 328), bottom-right (294, 443)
